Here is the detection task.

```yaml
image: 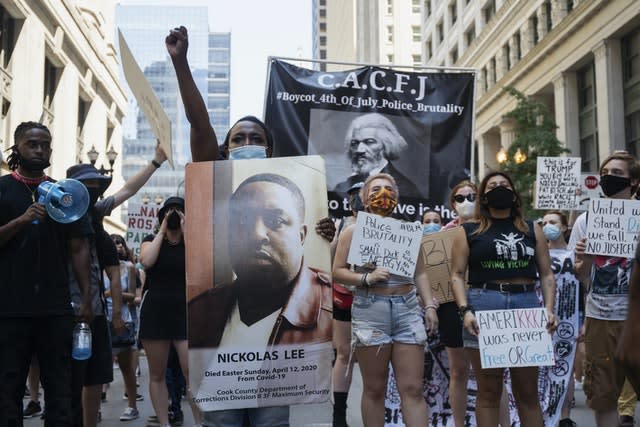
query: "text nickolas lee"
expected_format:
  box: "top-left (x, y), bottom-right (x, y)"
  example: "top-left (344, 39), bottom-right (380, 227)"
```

top-left (317, 70), bottom-right (439, 102)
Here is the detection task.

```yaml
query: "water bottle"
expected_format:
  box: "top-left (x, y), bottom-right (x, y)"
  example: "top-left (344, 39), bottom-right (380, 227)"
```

top-left (72, 322), bottom-right (92, 360)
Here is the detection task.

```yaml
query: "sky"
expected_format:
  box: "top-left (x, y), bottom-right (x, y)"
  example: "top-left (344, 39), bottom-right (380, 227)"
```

top-left (116, 0), bottom-right (313, 121)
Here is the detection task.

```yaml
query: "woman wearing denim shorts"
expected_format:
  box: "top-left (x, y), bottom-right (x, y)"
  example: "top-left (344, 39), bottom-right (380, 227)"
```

top-left (333, 173), bottom-right (438, 427)
top-left (450, 171), bottom-right (558, 427)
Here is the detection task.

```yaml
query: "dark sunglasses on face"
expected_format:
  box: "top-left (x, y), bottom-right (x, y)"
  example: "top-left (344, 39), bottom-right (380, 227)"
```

top-left (454, 193), bottom-right (476, 203)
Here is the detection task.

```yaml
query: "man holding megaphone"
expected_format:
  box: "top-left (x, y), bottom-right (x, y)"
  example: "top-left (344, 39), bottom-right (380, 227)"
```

top-left (0, 121), bottom-right (94, 425)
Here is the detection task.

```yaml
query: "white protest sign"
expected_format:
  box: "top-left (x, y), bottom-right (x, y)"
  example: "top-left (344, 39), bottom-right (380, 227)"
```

top-left (118, 29), bottom-right (174, 168)
top-left (477, 307), bottom-right (554, 369)
top-left (125, 202), bottom-right (160, 257)
top-left (585, 198), bottom-right (640, 258)
top-left (535, 157), bottom-right (581, 210)
top-left (347, 212), bottom-right (422, 277)
top-left (576, 173), bottom-right (602, 210)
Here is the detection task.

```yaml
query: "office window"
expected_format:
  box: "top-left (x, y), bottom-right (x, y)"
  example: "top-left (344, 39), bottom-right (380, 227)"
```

top-left (436, 20), bottom-right (443, 44)
top-left (319, 9), bottom-right (326, 17)
top-left (320, 36), bottom-right (326, 46)
top-left (387, 0), bottom-right (393, 14)
top-left (319, 22), bottom-right (326, 31)
top-left (623, 28), bottom-right (640, 156)
top-left (412, 26), bottom-right (421, 43)
top-left (412, 54), bottom-right (422, 67)
top-left (387, 54), bottom-right (394, 63)
top-left (504, 43), bottom-right (510, 70)
top-left (424, 0), bottom-right (431, 17)
top-left (545, 1), bottom-right (552, 32)
top-left (465, 23), bottom-right (475, 47)
top-left (320, 49), bottom-right (327, 59)
top-left (387, 26), bottom-right (394, 43)
top-left (43, 57), bottom-right (60, 110)
top-left (514, 32), bottom-right (521, 61)
top-left (577, 63), bottom-right (598, 172)
top-left (531, 14), bottom-right (539, 45)
top-left (0, 5), bottom-right (17, 69)
top-left (425, 38), bottom-right (432, 60)
top-left (450, 46), bottom-right (458, 64)
top-left (449, 1), bottom-right (457, 26)
top-left (412, 0), bottom-right (421, 14)
top-left (483, 0), bottom-right (496, 24)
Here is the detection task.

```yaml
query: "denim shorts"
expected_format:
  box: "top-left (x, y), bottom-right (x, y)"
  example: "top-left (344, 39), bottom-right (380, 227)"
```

top-left (463, 287), bottom-right (542, 349)
top-left (351, 288), bottom-right (427, 347)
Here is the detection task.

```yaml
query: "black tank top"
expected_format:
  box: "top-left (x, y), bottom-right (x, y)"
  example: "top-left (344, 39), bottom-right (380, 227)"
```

top-left (463, 218), bottom-right (537, 284)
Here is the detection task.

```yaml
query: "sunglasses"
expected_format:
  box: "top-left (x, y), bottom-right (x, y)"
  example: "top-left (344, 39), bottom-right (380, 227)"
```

top-left (454, 194), bottom-right (476, 203)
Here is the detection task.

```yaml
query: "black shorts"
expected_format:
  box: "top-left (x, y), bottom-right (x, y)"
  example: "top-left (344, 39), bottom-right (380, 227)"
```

top-left (437, 301), bottom-right (463, 348)
top-left (332, 303), bottom-right (351, 322)
top-left (83, 315), bottom-right (114, 385)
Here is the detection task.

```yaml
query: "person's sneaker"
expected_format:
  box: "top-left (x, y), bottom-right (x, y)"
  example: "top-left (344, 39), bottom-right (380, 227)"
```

top-left (559, 418), bottom-right (577, 427)
top-left (620, 415), bottom-right (635, 427)
top-left (23, 401), bottom-right (42, 418)
top-left (123, 392), bottom-right (144, 401)
top-left (169, 410), bottom-right (184, 426)
top-left (146, 415), bottom-right (161, 427)
top-left (120, 407), bottom-right (140, 421)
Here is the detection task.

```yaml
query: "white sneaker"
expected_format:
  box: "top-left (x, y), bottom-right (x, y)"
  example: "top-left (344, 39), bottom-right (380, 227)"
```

top-left (119, 407), bottom-right (139, 421)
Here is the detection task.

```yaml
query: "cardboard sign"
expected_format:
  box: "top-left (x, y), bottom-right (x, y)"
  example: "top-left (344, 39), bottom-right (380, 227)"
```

top-left (118, 29), bottom-right (173, 168)
top-left (477, 308), bottom-right (554, 369)
top-left (535, 157), bottom-right (581, 210)
top-left (420, 227), bottom-right (458, 304)
top-left (347, 212), bottom-right (423, 277)
top-left (585, 198), bottom-right (640, 258)
top-left (125, 202), bottom-right (160, 257)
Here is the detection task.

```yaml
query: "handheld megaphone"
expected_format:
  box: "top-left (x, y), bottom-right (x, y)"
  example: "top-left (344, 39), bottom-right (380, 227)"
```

top-left (35, 179), bottom-right (90, 224)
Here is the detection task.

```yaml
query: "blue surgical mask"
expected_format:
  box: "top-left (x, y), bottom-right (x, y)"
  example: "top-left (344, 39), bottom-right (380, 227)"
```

top-left (543, 224), bottom-right (562, 241)
top-left (423, 223), bottom-right (441, 235)
top-left (228, 145), bottom-right (267, 160)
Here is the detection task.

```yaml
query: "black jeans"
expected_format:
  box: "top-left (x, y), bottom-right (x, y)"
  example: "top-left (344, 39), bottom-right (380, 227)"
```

top-left (0, 316), bottom-right (74, 427)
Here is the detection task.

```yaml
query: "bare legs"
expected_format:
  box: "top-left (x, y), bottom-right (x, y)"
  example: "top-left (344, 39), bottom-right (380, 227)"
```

top-left (142, 340), bottom-right (171, 424)
top-left (446, 347), bottom-right (470, 427)
top-left (173, 339), bottom-right (202, 424)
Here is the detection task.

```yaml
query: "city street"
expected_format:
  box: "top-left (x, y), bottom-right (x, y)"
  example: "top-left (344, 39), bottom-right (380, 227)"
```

top-left (23, 352), bottom-right (639, 426)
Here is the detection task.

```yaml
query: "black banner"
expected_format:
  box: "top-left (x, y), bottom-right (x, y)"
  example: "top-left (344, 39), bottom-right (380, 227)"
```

top-left (264, 59), bottom-right (475, 221)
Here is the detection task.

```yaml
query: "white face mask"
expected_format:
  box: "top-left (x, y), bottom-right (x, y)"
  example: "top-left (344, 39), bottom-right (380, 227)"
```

top-left (455, 200), bottom-right (475, 219)
top-left (228, 145), bottom-right (267, 160)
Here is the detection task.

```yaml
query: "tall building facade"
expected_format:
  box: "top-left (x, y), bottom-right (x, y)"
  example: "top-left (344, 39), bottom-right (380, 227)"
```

top-left (208, 32), bottom-right (231, 140)
top-left (422, 0), bottom-right (640, 177)
top-left (115, 4), bottom-right (230, 213)
top-left (313, 0), bottom-right (423, 70)
top-left (0, 0), bottom-right (127, 230)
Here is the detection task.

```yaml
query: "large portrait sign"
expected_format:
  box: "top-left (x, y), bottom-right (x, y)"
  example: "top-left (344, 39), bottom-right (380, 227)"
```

top-left (184, 156), bottom-right (333, 411)
top-left (264, 59), bottom-right (475, 221)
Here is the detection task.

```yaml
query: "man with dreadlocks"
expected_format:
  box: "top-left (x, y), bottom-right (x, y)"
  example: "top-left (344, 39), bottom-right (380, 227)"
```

top-left (0, 121), bottom-right (94, 425)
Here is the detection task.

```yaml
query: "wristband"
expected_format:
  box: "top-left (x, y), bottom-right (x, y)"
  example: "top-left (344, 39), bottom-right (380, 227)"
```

top-left (151, 160), bottom-right (162, 168)
top-left (360, 273), bottom-right (369, 287)
top-left (458, 305), bottom-right (474, 319)
top-left (425, 304), bottom-right (437, 311)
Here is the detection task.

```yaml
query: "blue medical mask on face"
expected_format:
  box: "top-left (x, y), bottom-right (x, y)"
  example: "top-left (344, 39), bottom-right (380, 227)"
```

top-left (228, 145), bottom-right (267, 160)
top-left (423, 223), bottom-right (441, 235)
top-left (543, 224), bottom-right (562, 241)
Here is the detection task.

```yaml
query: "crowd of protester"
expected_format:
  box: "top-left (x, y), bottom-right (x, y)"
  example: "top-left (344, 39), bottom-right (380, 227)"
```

top-left (2, 24), bottom-right (640, 427)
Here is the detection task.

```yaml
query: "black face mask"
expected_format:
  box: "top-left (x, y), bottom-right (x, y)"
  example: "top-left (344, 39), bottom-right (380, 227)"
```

top-left (167, 211), bottom-right (181, 230)
top-left (87, 188), bottom-right (102, 207)
top-left (600, 174), bottom-right (631, 197)
top-left (15, 150), bottom-right (51, 172)
top-left (483, 186), bottom-right (515, 210)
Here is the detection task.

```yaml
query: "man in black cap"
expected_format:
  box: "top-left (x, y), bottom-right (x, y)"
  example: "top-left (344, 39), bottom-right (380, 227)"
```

top-left (65, 143), bottom-right (167, 426)
top-left (0, 121), bottom-right (93, 425)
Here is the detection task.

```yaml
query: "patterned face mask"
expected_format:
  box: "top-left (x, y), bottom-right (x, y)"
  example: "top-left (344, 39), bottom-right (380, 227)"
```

top-left (366, 187), bottom-right (398, 216)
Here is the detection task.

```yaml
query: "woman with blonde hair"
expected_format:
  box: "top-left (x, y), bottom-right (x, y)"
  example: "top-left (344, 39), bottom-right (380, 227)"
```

top-left (333, 173), bottom-right (438, 427)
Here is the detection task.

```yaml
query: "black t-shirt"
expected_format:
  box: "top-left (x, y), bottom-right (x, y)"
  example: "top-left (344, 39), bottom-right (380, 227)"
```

top-left (141, 234), bottom-right (185, 297)
top-left (463, 218), bottom-right (538, 284)
top-left (0, 175), bottom-right (93, 317)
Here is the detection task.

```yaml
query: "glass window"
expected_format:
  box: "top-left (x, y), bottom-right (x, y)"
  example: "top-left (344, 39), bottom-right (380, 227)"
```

top-left (465, 24), bottom-right (475, 47)
top-left (0, 5), bottom-right (17, 69)
top-left (387, 26), bottom-right (393, 43)
top-left (209, 49), bottom-right (229, 63)
top-left (387, 0), bottom-right (393, 14)
top-left (623, 28), bottom-right (640, 156)
top-left (412, 54), bottom-right (422, 67)
top-left (449, 1), bottom-right (457, 26)
top-left (412, 26), bottom-right (421, 43)
top-left (412, 0), bottom-right (420, 14)
top-left (577, 62), bottom-right (599, 172)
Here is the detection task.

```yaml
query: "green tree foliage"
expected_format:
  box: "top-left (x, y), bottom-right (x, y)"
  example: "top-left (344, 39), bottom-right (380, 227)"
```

top-left (499, 86), bottom-right (570, 218)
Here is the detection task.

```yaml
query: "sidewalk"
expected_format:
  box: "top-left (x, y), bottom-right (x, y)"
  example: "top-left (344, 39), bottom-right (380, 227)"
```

top-left (24, 354), bottom-right (638, 426)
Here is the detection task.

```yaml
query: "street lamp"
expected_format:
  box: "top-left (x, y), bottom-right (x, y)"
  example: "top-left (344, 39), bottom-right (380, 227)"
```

top-left (496, 147), bottom-right (527, 164)
top-left (86, 144), bottom-right (119, 175)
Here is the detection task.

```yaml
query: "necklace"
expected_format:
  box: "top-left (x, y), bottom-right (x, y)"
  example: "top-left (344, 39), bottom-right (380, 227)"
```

top-left (165, 236), bottom-right (182, 245)
top-left (11, 171), bottom-right (47, 203)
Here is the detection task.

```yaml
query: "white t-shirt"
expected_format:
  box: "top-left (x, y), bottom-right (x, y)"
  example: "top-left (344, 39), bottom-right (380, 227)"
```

top-left (219, 303), bottom-right (281, 349)
top-left (568, 212), bottom-right (632, 320)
